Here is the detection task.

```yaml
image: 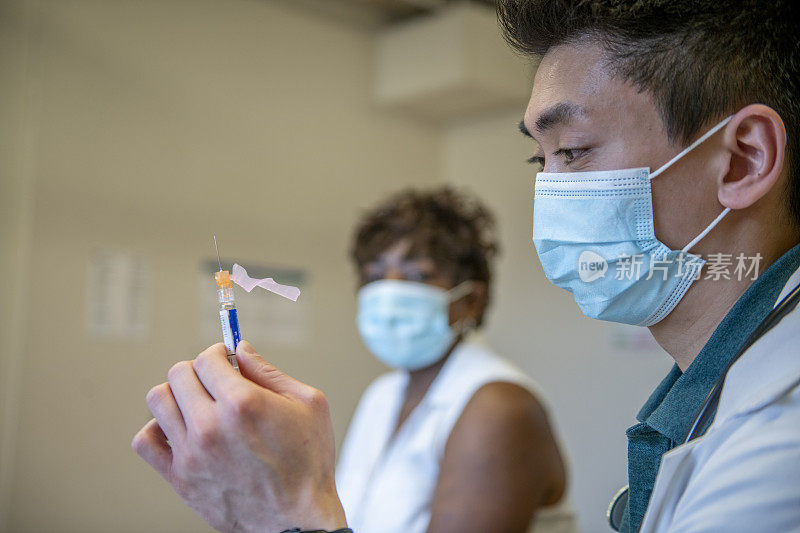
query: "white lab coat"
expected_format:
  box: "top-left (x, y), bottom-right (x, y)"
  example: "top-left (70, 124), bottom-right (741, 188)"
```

top-left (640, 267), bottom-right (800, 532)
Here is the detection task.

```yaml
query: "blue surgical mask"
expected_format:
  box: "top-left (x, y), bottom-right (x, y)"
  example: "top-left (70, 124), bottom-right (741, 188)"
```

top-left (356, 279), bottom-right (473, 370)
top-left (532, 116), bottom-right (733, 326)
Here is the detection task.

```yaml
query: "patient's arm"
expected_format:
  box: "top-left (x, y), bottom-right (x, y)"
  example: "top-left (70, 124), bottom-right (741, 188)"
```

top-left (427, 382), bottom-right (566, 533)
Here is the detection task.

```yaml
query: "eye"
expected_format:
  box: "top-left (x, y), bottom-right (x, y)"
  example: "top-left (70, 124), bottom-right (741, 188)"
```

top-left (554, 148), bottom-right (589, 165)
top-left (527, 155), bottom-right (545, 167)
top-left (360, 264), bottom-right (385, 284)
top-left (405, 270), bottom-right (434, 283)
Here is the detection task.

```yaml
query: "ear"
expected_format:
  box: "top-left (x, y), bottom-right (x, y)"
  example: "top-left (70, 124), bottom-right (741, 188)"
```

top-left (448, 281), bottom-right (489, 327)
top-left (718, 104), bottom-right (786, 210)
top-left (466, 281), bottom-right (489, 323)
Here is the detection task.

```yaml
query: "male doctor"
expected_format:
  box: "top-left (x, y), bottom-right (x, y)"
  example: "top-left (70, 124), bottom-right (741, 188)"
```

top-left (133, 1), bottom-right (800, 531)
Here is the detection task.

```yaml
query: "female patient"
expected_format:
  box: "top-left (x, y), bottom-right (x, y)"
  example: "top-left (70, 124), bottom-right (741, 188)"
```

top-left (336, 187), bottom-right (574, 533)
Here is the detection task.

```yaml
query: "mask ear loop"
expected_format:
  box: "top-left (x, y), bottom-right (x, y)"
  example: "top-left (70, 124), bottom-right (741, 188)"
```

top-left (447, 280), bottom-right (475, 302)
top-left (458, 317), bottom-right (478, 337)
top-left (681, 207), bottom-right (731, 253)
top-left (447, 281), bottom-right (478, 336)
top-left (647, 115), bottom-right (734, 253)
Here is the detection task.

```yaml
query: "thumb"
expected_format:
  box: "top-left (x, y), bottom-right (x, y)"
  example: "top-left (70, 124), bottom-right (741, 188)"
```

top-left (236, 340), bottom-right (306, 397)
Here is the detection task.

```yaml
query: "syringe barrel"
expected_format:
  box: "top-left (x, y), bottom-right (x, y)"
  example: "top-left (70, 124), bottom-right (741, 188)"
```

top-left (217, 287), bottom-right (241, 370)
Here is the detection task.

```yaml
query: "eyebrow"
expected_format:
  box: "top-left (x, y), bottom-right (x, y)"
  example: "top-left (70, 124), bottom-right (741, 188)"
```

top-left (519, 102), bottom-right (587, 139)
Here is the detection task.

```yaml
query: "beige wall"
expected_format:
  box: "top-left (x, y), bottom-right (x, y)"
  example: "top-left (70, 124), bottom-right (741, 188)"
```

top-left (0, 0), bottom-right (39, 528)
top-left (0, 0), bottom-right (438, 531)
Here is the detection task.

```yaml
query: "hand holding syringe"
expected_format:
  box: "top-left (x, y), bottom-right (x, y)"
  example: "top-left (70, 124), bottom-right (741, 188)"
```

top-left (213, 235), bottom-right (301, 371)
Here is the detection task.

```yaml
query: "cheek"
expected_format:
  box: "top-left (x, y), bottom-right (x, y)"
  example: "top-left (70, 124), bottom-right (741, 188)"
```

top-left (595, 137), bottom-right (656, 170)
top-left (651, 177), bottom-right (687, 248)
top-left (651, 158), bottom-right (720, 248)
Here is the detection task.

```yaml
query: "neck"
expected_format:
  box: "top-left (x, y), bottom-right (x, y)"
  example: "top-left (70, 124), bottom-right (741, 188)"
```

top-left (648, 276), bottom-right (749, 371)
top-left (649, 235), bottom-right (796, 371)
top-left (392, 338), bottom-right (462, 434)
top-left (406, 337), bottom-right (462, 395)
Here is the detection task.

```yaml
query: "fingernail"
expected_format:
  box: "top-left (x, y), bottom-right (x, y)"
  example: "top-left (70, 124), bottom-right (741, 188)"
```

top-left (236, 340), bottom-right (255, 355)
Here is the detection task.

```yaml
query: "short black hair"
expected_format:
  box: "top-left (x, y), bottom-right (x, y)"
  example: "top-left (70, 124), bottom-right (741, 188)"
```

top-left (351, 187), bottom-right (499, 325)
top-left (498, 0), bottom-right (800, 225)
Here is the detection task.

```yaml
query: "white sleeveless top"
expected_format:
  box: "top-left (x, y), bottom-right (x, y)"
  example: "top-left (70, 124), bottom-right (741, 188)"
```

top-left (336, 340), bottom-right (577, 533)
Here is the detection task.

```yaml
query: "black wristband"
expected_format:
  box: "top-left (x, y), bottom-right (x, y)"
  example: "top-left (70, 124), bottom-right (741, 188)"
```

top-left (280, 529), bottom-right (352, 533)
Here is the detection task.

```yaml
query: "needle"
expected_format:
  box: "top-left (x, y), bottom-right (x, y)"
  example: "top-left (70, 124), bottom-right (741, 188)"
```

top-left (213, 234), bottom-right (222, 272)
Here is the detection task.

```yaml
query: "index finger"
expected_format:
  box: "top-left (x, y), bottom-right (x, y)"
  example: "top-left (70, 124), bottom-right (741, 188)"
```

top-left (192, 343), bottom-right (245, 400)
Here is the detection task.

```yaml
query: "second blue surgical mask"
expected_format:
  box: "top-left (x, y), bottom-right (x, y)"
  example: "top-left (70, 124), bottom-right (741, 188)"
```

top-left (532, 116), bottom-right (733, 326)
top-left (356, 279), bottom-right (473, 370)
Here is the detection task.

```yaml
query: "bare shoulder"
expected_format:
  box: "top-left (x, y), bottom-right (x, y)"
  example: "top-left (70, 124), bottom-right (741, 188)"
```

top-left (443, 380), bottom-right (567, 507)
top-left (459, 381), bottom-right (551, 430)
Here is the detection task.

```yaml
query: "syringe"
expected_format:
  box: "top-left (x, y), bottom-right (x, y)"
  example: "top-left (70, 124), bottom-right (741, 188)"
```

top-left (213, 235), bottom-right (241, 371)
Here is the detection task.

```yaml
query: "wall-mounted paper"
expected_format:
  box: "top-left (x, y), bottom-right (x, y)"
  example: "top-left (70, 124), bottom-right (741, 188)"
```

top-left (87, 248), bottom-right (149, 340)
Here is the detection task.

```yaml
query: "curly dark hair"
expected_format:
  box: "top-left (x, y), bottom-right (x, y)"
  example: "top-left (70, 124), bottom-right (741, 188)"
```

top-left (497, 0), bottom-right (800, 226)
top-left (351, 187), bottom-right (499, 324)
